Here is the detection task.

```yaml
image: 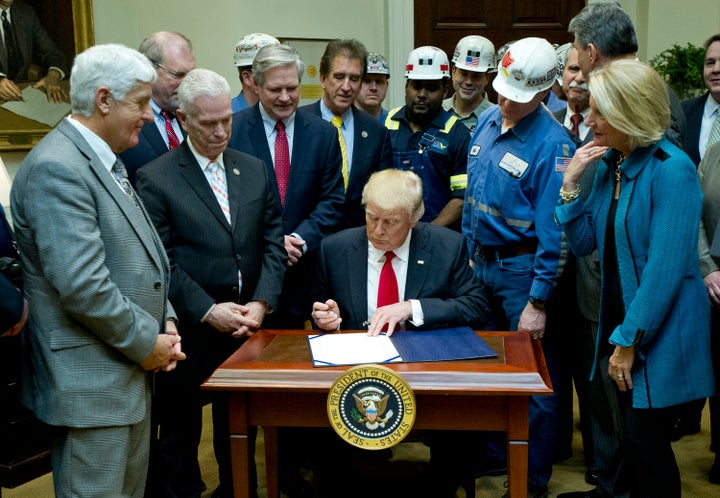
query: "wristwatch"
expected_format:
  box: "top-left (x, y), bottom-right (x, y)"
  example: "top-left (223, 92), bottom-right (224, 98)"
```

top-left (528, 296), bottom-right (546, 311)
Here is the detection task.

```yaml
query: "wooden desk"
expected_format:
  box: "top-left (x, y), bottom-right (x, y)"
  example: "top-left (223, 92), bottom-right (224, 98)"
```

top-left (202, 330), bottom-right (552, 498)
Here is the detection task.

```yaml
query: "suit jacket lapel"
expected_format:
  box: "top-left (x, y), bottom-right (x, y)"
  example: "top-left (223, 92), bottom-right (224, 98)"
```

top-left (56, 120), bottom-right (167, 269)
top-left (286, 111), bottom-right (309, 209)
top-left (142, 122), bottom-right (171, 156)
top-left (176, 143), bottom-right (232, 233)
top-left (247, 106), bottom-right (273, 167)
top-left (224, 152), bottom-right (243, 233)
top-left (404, 225), bottom-right (431, 299)
top-left (349, 232), bottom-right (370, 324)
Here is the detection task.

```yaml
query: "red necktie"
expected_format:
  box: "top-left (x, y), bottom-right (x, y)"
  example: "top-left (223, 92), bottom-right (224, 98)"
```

top-left (570, 113), bottom-right (583, 137)
top-left (377, 251), bottom-right (399, 308)
top-left (275, 120), bottom-right (290, 206)
top-left (161, 110), bottom-right (180, 149)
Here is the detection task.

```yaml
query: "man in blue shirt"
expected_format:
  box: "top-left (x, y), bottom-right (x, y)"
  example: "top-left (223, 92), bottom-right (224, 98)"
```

top-left (463, 37), bottom-right (575, 498)
top-left (231, 32), bottom-right (279, 113)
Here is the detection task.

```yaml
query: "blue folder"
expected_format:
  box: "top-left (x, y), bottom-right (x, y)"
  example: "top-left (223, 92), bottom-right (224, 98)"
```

top-left (389, 326), bottom-right (497, 362)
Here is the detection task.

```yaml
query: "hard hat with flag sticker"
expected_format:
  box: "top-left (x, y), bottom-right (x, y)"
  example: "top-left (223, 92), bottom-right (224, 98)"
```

top-left (492, 37), bottom-right (557, 103)
top-left (234, 33), bottom-right (280, 67)
top-left (366, 52), bottom-right (390, 78)
top-left (452, 36), bottom-right (496, 73)
top-left (404, 46), bottom-right (450, 80)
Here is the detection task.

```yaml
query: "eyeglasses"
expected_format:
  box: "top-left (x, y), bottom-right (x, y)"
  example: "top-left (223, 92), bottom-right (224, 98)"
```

top-left (152, 61), bottom-right (190, 80)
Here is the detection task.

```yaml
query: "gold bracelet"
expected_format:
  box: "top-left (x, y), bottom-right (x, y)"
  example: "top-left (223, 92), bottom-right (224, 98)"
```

top-left (559, 184), bottom-right (581, 202)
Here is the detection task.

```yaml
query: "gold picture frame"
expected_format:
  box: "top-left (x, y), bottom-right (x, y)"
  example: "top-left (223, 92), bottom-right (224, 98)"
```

top-left (0, 0), bottom-right (94, 151)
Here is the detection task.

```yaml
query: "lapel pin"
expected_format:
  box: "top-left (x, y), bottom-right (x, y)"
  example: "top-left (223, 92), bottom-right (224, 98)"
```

top-left (233, 168), bottom-right (240, 176)
top-left (361, 131), bottom-right (368, 138)
top-left (417, 260), bottom-right (424, 265)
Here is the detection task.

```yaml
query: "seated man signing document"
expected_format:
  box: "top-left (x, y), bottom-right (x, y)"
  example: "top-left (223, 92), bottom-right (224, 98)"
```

top-left (312, 168), bottom-right (490, 335)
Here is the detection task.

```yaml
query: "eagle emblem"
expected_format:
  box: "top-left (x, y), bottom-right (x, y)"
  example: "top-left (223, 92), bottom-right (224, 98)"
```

top-left (352, 387), bottom-right (395, 430)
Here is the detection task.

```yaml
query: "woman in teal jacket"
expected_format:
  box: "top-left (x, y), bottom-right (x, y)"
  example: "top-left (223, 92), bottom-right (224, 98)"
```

top-left (555, 59), bottom-right (713, 497)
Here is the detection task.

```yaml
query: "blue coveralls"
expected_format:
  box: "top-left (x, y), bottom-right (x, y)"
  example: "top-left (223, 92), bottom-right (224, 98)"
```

top-left (385, 106), bottom-right (470, 224)
top-left (462, 104), bottom-right (575, 487)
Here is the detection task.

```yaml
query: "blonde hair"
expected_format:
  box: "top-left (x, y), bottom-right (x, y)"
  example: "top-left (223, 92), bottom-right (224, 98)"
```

top-left (362, 169), bottom-right (425, 223)
top-left (588, 59), bottom-right (670, 150)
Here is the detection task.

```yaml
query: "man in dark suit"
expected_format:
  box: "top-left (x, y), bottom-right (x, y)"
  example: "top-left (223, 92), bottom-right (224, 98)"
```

top-left (10, 43), bottom-right (184, 498)
top-left (119, 31), bottom-right (195, 184)
top-left (299, 38), bottom-right (392, 228)
top-left (136, 68), bottom-right (286, 498)
top-left (0, 0), bottom-right (67, 103)
top-left (312, 168), bottom-right (488, 334)
top-left (311, 169), bottom-right (490, 497)
top-left (551, 43), bottom-right (599, 484)
top-left (228, 43), bottom-right (345, 328)
top-left (683, 33), bottom-right (720, 166)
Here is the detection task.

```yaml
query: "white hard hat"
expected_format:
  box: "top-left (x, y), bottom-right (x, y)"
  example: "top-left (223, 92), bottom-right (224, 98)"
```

top-left (555, 42), bottom-right (573, 83)
top-left (367, 52), bottom-right (390, 77)
top-left (492, 37), bottom-right (558, 103)
top-left (452, 35), bottom-right (496, 73)
top-left (405, 46), bottom-right (450, 80)
top-left (234, 33), bottom-right (280, 67)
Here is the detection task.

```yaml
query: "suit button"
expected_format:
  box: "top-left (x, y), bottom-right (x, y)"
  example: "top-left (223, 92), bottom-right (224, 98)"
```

top-left (232, 286), bottom-right (239, 294)
top-left (235, 254), bottom-right (242, 261)
top-left (154, 282), bottom-right (162, 290)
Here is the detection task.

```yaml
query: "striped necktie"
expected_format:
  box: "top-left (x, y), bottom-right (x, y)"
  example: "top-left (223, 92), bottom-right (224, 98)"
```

top-left (207, 161), bottom-right (231, 224)
top-left (706, 108), bottom-right (720, 153)
top-left (206, 161), bottom-right (242, 293)
top-left (161, 110), bottom-right (180, 150)
top-left (331, 115), bottom-right (349, 190)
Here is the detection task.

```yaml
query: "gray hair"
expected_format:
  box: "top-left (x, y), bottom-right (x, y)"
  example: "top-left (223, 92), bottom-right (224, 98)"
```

top-left (568, 2), bottom-right (638, 58)
top-left (138, 31), bottom-right (193, 65)
top-left (70, 44), bottom-right (156, 118)
top-left (252, 43), bottom-right (305, 87)
top-left (177, 68), bottom-right (231, 117)
top-left (362, 169), bottom-right (425, 223)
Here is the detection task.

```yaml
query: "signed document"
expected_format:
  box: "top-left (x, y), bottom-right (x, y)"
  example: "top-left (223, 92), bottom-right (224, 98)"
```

top-left (308, 327), bottom-right (497, 367)
top-left (1, 86), bottom-right (71, 127)
top-left (308, 333), bottom-right (401, 367)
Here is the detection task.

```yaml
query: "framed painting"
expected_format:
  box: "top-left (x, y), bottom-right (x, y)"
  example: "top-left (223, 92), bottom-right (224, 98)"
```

top-left (0, 0), bottom-right (94, 151)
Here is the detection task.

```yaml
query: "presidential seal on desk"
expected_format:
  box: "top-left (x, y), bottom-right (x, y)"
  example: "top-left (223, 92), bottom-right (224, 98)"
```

top-left (327, 364), bottom-right (415, 449)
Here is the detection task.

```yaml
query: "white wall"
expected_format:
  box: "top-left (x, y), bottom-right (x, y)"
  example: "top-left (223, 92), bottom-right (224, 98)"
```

top-left (92, 0), bottom-right (396, 103)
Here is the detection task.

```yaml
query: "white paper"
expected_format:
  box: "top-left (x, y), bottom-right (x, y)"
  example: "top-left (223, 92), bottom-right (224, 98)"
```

top-left (1, 86), bottom-right (71, 127)
top-left (308, 332), bottom-right (402, 367)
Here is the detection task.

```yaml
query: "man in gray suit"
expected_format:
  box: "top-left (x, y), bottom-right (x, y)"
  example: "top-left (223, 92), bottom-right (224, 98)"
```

top-left (10, 43), bottom-right (185, 498)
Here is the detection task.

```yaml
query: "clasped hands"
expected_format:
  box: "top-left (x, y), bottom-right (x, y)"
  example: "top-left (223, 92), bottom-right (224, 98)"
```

top-left (140, 319), bottom-right (185, 373)
top-left (205, 301), bottom-right (266, 338)
top-left (312, 299), bottom-right (412, 336)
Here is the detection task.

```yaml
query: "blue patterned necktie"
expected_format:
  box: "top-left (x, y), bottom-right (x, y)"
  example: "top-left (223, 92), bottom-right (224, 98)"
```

top-left (111, 158), bottom-right (138, 207)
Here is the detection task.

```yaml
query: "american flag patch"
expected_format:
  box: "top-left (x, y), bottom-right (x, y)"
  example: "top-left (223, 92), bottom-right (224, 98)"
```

top-left (464, 55), bottom-right (480, 67)
top-left (555, 156), bottom-right (572, 172)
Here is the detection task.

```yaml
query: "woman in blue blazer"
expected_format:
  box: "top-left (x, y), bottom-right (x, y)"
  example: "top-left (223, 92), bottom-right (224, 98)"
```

top-left (555, 59), bottom-right (713, 498)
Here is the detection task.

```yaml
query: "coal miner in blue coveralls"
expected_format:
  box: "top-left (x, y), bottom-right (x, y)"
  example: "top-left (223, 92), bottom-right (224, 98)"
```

top-left (384, 46), bottom-right (470, 230)
top-left (462, 37), bottom-right (576, 498)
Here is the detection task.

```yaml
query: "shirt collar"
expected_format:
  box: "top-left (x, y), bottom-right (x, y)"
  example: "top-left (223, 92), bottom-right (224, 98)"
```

top-left (65, 116), bottom-right (116, 172)
top-left (186, 136), bottom-right (225, 171)
top-left (320, 98), bottom-right (353, 127)
top-left (705, 94), bottom-right (720, 119)
top-left (258, 102), bottom-right (296, 134)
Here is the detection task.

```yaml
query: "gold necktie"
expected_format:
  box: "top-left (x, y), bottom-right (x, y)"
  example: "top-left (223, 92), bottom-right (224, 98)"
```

top-left (330, 115), bottom-right (349, 190)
